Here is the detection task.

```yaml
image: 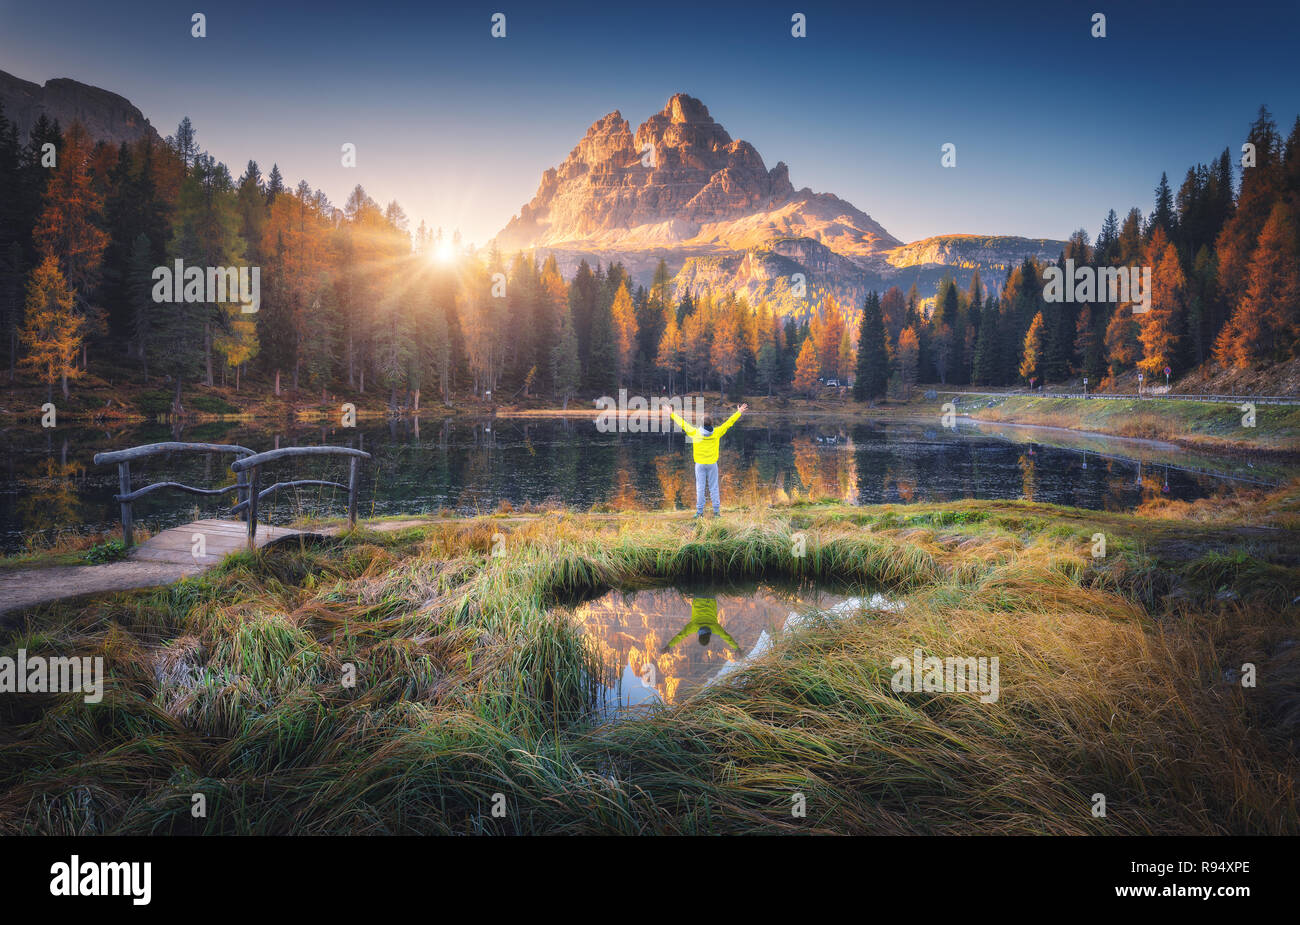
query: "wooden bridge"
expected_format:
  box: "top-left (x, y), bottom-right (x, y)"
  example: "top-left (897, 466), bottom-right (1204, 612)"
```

top-left (92, 441), bottom-right (371, 552)
top-left (1, 442), bottom-right (373, 616)
top-left (129, 518), bottom-right (306, 566)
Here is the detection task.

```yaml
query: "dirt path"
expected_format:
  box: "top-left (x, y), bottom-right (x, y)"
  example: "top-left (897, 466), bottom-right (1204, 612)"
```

top-left (1, 517), bottom-right (316, 618)
top-left (0, 510), bottom-right (700, 618)
top-left (0, 560), bottom-right (194, 617)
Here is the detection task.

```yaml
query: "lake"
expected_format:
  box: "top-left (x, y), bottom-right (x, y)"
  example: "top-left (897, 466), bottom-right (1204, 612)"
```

top-left (0, 414), bottom-right (1288, 553)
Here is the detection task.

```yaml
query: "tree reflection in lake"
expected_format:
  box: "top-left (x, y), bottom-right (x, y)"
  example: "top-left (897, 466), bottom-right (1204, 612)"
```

top-left (0, 415), bottom-right (1282, 552)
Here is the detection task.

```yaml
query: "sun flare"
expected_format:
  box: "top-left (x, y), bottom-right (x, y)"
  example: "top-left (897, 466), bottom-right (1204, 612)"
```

top-left (432, 240), bottom-right (456, 264)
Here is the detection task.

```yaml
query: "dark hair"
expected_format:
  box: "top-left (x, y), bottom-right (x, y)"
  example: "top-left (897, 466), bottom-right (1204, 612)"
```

top-left (700, 414), bottom-right (714, 431)
top-left (697, 626), bottom-right (712, 645)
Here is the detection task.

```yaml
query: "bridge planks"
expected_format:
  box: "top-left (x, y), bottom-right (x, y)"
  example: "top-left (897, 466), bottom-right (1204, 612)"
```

top-left (131, 518), bottom-right (305, 567)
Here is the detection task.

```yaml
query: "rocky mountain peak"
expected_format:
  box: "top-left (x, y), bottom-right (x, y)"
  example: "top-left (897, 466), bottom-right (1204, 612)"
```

top-left (667, 92), bottom-right (712, 125)
top-left (494, 92), bottom-right (870, 254)
top-left (0, 69), bottom-right (162, 147)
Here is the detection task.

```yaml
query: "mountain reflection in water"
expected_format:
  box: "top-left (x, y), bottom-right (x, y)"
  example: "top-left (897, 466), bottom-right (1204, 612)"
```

top-left (566, 585), bottom-right (900, 716)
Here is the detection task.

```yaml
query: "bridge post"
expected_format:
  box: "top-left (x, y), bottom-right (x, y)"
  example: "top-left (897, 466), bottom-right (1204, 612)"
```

top-left (235, 469), bottom-right (248, 522)
top-left (347, 457), bottom-right (359, 527)
top-left (117, 462), bottom-right (134, 548)
top-left (246, 465), bottom-right (259, 550)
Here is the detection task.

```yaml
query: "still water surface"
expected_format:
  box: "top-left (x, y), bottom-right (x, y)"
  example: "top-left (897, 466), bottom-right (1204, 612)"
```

top-left (0, 414), bottom-right (1283, 552)
top-left (563, 583), bottom-right (890, 714)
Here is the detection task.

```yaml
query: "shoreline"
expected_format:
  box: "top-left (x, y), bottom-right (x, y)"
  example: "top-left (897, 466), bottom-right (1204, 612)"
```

top-left (4, 388), bottom-right (1298, 457)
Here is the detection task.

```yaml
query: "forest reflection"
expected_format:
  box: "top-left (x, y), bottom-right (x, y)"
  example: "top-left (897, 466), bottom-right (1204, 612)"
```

top-left (0, 416), bottom-right (1271, 552)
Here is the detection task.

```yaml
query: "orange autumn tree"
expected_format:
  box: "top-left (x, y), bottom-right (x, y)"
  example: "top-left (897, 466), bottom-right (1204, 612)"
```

top-left (19, 256), bottom-right (83, 399)
top-left (1138, 229), bottom-right (1186, 379)
top-left (710, 311), bottom-right (743, 398)
top-left (810, 294), bottom-right (849, 379)
top-left (1019, 311), bottom-right (1044, 383)
top-left (896, 326), bottom-right (920, 399)
top-left (610, 281), bottom-right (637, 386)
top-left (1104, 304), bottom-right (1141, 379)
top-left (656, 309), bottom-right (684, 393)
top-left (1214, 201), bottom-right (1300, 367)
top-left (793, 336), bottom-right (819, 395)
top-left (32, 122), bottom-right (108, 361)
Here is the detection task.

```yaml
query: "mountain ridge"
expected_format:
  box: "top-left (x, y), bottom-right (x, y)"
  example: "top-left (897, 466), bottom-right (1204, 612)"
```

top-left (492, 92), bottom-right (1066, 308)
top-left (494, 92), bottom-right (901, 259)
top-left (0, 69), bottom-right (162, 148)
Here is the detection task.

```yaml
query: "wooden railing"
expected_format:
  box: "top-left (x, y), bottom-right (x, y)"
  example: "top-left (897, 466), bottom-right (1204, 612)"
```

top-left (230, 446), bottom-right (370, 547)
top-left (94, 443), bottom-right (371, 549)
top-left (93, 443), bottom-right (255, 548)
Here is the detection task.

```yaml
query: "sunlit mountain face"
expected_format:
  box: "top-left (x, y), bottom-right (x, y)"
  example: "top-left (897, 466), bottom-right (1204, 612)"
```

top-left (490, 92), bottom-right (1065, 312)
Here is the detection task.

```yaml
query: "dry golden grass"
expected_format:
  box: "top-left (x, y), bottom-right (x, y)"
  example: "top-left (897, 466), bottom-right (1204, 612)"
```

top-left (0, 491), bottom-right (1295, 834)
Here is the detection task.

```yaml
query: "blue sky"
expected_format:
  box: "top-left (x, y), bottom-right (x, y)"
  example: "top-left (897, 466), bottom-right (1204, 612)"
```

top-left (1, 0), bottom-right (1297, 247)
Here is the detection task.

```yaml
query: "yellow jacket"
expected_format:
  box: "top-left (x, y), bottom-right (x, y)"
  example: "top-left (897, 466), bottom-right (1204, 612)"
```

top-left (669, 410), bottom-right (742, 464)
top-left (663, 597), bottom-right (740, 650)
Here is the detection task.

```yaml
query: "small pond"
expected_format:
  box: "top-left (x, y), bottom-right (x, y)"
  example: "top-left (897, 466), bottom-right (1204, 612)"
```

top-left (562, 582), bottom-right (900, 718)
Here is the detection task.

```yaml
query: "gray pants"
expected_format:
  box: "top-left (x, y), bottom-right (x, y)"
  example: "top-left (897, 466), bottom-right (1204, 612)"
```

top-left (695, 462), bottom-right (720, 515)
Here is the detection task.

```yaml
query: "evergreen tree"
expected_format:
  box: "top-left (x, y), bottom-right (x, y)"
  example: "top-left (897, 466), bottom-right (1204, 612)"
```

top-left (551, 302), bottom-right (580, 406)
top-left (1094, 209), bottom-right (1120, 266)
top-left (585, 268), bottom-right (616, 393)
top-left (1147, 171), bottom-right (1177, 241)
top-left (1074, 304), bottom-right (1106, 385)
top-left (853, 291), bottom-right (888, 401)
top-left (171, 116), bottom-right (198, 173)
top-left (0, 242), bottom-right (22, 381)
top-left (933, 276), bottom-right (964, 384)
top-left (972, 295), bottom-right (1000, 385)
top-left (756, 340), bottom-right (779, 396)
top-left (167, 153), bottom-right (244, 394)
top-left (265, 163), bottom-right (284, 203)
top-left (127, 233), bottom-right (155, 378)
top-left (568, 259), bottom-right (596, 380)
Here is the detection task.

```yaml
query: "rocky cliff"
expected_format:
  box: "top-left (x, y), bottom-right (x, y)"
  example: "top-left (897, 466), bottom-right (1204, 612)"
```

top-left (494, 93), bottom-right (899, 258)
top-left (0, 69), bottom-right (163, 147)
top-left (493, 93), bottom-right (1065, 314)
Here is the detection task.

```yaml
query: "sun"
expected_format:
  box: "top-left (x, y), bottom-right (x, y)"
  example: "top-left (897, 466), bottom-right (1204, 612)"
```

top-left (432, 240), bottom-right (456, 264)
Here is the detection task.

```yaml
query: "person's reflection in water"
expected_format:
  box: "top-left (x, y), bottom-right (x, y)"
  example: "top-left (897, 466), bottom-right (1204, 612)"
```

top-left (661, 596), bottom-right (740, 652)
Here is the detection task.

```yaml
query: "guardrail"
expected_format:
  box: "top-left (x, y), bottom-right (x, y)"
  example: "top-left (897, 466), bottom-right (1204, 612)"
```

top-left (93, 443), bottom-right (371, 549)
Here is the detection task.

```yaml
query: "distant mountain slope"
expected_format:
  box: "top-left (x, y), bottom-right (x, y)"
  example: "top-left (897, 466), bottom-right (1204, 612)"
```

top-left (0, 69), bottom-right (162, 147)
top-left (883, 234), bottom-right (1066, 271)
top-left (493, 93), bottom-right (1065, 310)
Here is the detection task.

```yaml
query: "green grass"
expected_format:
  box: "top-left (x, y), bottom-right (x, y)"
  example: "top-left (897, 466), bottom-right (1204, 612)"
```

top-left (0, 490), bottom-right (1296, 835)
top-left (83, 539), bottom-right (129, 564)
top-left (961, 395), bottom-right (1300, 453)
